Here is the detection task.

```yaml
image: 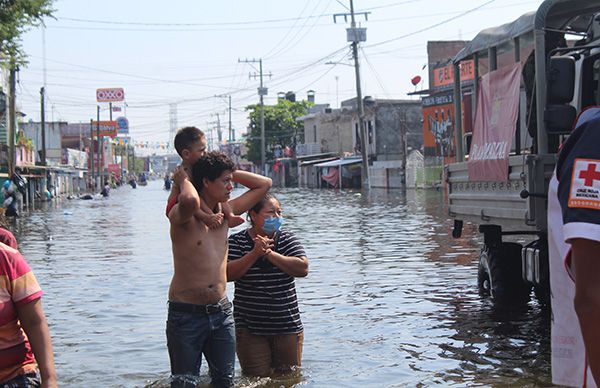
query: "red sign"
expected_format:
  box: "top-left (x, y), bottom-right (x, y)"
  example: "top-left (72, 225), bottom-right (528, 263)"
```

top-left (96, 88), bottom-right (125, 102)
top-left (468, 63), bottom-right (521, 181)
top-left (432, 60), bottom-right (475, 89)
top-left (108, 164), bottom-right (121, 177)
top-left (91, 121), bottom-right (118, 138)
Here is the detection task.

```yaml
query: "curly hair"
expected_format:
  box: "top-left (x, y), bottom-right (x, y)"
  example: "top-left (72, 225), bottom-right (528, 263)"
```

top-left (174, 127), bottom-right (205, 157)
top-left (191, 151), bottom-right (235, 192)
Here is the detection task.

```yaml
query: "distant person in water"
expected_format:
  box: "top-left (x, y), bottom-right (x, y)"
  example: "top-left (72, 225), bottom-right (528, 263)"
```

top-left (227, 193), bottom-right (309, 377)
top-left (100, 182), bottom-right (110, 197)
top-left (165, 126), bottom-right (244, 228)
top-left (164, 173), bottom-right (172, 191)
top-left (166, 152), bottom-right (271, 387)
top-left (0, 227), bottom-right (57, 387)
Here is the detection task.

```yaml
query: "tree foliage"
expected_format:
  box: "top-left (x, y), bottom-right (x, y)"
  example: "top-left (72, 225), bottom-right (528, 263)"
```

top-left (244, 99), bottom-right (312, 165)
top-left (0, 0), bottom-right (54, 64)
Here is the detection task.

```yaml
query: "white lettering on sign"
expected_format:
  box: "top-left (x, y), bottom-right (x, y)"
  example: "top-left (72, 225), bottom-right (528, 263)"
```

top-left (568, 159), bottom-right (600, 210)
top-left (470, 141), bottom-right (508, 161)
top-left (96, 88), bottom-right (125, 102)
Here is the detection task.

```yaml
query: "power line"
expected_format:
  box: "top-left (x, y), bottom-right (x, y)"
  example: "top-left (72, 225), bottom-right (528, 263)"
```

top-left (265, 0), bottom-right (332, 60)
top-left (360, 47), bottom-right (390, 97)
top-left (53, 1), bottom-right (435, 28)
top-left (356, 0), bottom-right (424, 12)
top-left (365, 0), bottom-right (496, 49)
top-left (261, 0), bottom-right (313, 59)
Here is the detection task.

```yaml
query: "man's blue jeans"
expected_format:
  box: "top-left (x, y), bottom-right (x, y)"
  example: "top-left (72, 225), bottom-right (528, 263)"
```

top-left (166, 298), bottom-right (235, 388)
top-left (0, 372), bottom-right (40, 388)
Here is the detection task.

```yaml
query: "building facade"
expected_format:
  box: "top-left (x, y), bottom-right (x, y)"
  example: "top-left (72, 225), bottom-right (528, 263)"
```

top-left (296, 97), bottom-right (423, 189)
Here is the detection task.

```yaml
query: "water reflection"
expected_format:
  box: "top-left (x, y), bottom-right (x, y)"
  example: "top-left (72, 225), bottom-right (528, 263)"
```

top-left (8, 182), bottom-right (551, 387)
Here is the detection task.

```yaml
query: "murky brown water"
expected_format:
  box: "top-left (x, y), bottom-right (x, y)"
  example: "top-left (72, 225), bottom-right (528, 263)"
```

top-left (9, 180), bottom-right (551, 387)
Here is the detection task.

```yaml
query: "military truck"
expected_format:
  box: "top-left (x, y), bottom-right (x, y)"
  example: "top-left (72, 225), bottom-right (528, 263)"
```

top-left (447, 0), bottom-right (600, 305)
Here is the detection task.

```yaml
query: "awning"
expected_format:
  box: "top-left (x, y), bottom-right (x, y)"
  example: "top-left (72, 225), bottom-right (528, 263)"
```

top-left (297, 152), bottom-right (337, 161)
top-left (314, 158), bottom-right (362, 168)
top-left (300, 157), bottom-right (338, 167)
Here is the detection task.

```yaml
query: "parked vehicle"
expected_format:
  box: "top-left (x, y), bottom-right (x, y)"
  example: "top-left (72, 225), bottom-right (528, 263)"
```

top-left (447, 0), bottom-right (600, 306)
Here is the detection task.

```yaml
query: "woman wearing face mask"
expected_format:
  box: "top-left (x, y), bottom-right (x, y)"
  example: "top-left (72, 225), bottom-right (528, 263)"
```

top-left (227, 193), bottom-right (309, 377)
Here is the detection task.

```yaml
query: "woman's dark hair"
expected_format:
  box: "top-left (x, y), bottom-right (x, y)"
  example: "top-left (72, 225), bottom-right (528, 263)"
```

top-left (191, 151), bottom-right (235, 193)
top-left (248, 193), bottom-right (279, 225)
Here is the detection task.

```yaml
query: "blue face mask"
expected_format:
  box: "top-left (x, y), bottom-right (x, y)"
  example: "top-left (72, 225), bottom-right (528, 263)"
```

top-left (262, 216), bottom-right (283, 234)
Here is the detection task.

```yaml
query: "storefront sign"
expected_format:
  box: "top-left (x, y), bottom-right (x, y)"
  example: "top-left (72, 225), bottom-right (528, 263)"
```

top-left (432, 60), bottom-right (475, 89)
top-left (91, 121), bottom-right (118, 138)
top-left (96, 88), bottom-right (125, 102)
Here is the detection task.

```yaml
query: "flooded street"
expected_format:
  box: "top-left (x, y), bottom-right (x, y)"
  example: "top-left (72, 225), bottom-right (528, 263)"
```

top-left (11, 180), bottom-right (550, 387)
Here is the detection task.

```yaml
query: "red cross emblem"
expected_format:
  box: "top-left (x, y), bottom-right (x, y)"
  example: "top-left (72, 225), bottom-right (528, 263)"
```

top-left (579, 163), bottom-right (600, 187)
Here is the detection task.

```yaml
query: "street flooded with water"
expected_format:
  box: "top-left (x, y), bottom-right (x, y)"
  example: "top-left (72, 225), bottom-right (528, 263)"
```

top-left (10, 180), bottom-right (551, 387)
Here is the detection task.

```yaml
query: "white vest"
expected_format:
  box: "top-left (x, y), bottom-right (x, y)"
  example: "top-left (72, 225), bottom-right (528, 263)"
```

top-left (548, 173), bottom-right (597, 387)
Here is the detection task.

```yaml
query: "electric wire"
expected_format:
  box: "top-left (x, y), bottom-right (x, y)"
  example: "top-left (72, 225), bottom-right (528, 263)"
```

top-left (261, 0), bottom-right (313, 59)
top-left (264, 0), bottom-right (331, 61)
top-left (359, 46), bottom-right (389, 97)
top-left (365, 0), bottom-right (496, 49)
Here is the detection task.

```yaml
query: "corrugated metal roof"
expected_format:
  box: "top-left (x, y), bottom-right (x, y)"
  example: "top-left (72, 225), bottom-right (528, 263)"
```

top-left (314, 157), bottom-right (363, 168)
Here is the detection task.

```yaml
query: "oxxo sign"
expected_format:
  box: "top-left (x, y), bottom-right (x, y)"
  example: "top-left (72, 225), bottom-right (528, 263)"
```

top-left (96, 88), bottom-right (125, 102)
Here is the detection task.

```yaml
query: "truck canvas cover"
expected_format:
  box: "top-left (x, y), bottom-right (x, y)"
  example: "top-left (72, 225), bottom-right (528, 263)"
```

top-left (468, 63), bottom-right (521, 181)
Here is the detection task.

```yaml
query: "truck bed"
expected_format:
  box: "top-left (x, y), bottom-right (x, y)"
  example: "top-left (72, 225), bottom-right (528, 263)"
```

top-left (446, 154), bottom-right (556, 230)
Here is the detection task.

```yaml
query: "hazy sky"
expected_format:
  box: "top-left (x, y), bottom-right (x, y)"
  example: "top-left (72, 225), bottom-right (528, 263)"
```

top-left (16, 0), bottom-right (545, 153)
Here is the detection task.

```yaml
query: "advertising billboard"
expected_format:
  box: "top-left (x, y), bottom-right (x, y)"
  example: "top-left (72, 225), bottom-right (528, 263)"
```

top-left (96, 88), bottom-right (125, 102)
top-left (91, 121), bottom-right (118, 138)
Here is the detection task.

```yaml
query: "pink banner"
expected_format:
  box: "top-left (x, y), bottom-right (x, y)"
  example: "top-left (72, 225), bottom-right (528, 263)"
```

top-left (468, 63), bottom-right (521, 181)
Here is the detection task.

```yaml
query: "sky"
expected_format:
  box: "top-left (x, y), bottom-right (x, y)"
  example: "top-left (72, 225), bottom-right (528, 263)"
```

top-left (15, 0), bottom-right (546, 154)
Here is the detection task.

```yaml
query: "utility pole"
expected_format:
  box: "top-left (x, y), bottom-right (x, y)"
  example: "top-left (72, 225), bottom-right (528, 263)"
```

top-left (228, 94), bottom-right (233, 142)
top-left (169, 104), bottom-right (177, 152)
top-left (215, 113), bottom-right (222, 143)
top-left (400, 111), bottom-right (407, 186)
top-left (215, 94), bottom-right (234, 142)
top-left (120, 143), bottom-right (124, 179)
top-left (7, 66), bottom-right (16, 176)
top-left (239, 58), bottom-right (271, 175)
top-left (334, 0), bottom-right (370, 188)
top-left (89, 119), bottom-right (94, 188)
top-left (96, 106), bottom-right (101, 186)
top-left (40, 87), bottom-right (47, 165)
top-left (131, 146), bottom-right (135, 174)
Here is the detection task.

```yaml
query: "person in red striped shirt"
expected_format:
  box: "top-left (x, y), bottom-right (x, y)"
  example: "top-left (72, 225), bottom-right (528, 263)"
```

top-left (0, 228), bottom-right (56, 388)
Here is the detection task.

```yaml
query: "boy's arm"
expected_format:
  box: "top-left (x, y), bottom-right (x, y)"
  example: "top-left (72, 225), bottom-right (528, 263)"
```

top-left (196, 202), bottom-right (224, 228)
top-left (228, 171), bottom-right (272, 215)
top-left (17, 299), bottom-right (57, 387)
top-left (169, 167), bottom-right (200, 225)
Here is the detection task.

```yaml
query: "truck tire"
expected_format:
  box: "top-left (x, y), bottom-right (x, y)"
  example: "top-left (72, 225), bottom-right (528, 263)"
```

top-left (477, 249), bottom-right (492, 296)
top-left (477, 242), bottom-right (531, 306)
top-left (534, 284), bottom-right (551, 307)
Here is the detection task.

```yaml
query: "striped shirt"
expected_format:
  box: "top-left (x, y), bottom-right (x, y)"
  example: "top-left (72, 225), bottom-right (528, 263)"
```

top-left (0, 244), bottom-right (43, 383)
top-left (228, 229), bottom-right (305, 335)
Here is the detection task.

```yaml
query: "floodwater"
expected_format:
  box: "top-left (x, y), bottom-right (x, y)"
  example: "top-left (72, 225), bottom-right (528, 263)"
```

top-left (10, 180), bottom-right (551, 387)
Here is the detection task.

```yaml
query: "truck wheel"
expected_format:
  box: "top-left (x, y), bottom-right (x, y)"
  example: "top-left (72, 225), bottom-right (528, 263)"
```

top-left (477, 242), bottom-right (531, 306)
top-left (534, 284), bottom-right (551, 306)
top-left (477, 249), bottom-right (492, 296)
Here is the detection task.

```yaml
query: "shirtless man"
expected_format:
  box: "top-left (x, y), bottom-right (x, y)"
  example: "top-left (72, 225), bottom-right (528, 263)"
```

top-left (166, 152), bottom-right (271, 388)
